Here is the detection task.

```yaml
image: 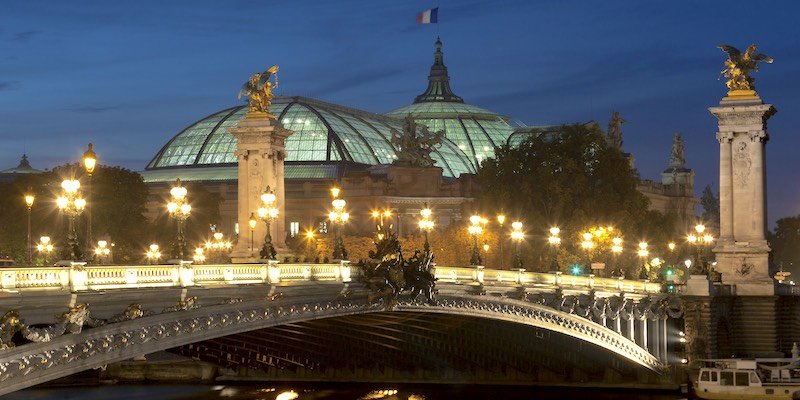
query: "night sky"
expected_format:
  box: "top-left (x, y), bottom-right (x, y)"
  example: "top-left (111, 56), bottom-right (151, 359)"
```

top-left (2, 1), bottom-right (799, 226)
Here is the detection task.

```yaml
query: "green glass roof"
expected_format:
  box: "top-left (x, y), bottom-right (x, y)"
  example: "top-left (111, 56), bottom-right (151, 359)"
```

top-left (146, 97), bottom-right (475, 178)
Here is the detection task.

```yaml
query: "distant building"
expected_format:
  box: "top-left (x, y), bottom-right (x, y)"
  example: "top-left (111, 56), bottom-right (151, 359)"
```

top-left (138, 39), bottom-right (696, 239)
top-left (0, 154), bottom-right (43, 182)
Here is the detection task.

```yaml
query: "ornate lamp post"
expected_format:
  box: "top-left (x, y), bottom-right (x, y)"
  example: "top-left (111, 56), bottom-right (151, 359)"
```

top-left (82, 143), bottom-right (97, 249)
top-left (496, 214), bottom-right (506, 268)
top-left (371, 209), bottom-right (392, 236)
top-left (193, 247), bottom-right (206, 264)
top-left (57, 179), bottom-right (86, 261)
top-left (167, 180), bottom-right (191, 260)
top-left (24, 191), bottom-right (34, 264)
top-left (94, 240), bottom-right (111, 264)
top-left (257, 186), bottom-right (279, 260)
top-left (146, 244), bottom-right (161, 265)
top-left (418, 206), bottom-right (434, 254)
top-left (687, 224), bottom-right (714, 275)
top-left (36, 236), bottom-right (54, 265)
top-left (248, 213), bottom-right (257, 253)
top-left (547, 227), bottom-right (561, 271)
top-left (637, 241), bottom-right (650, 279)
top-left (206, 231), bottom-right (233, 262)
top-left (510, 221), bottom-right (524, 269)
top-left (611, 236), bottom-right (623, 277)
top-left (468, 215), bottom-right (483, 266)
top-left (329, 189), bottom-right (349, 260)
top-left (580, 232), bottom-right (595, 272)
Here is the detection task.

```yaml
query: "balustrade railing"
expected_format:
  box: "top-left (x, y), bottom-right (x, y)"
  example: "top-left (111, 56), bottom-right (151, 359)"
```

top-left (0, 263), bottom-right (661, 294)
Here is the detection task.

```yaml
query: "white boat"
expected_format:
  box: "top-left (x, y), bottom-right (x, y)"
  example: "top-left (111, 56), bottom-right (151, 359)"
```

top-left (695, 358), bottom-right (800, 399)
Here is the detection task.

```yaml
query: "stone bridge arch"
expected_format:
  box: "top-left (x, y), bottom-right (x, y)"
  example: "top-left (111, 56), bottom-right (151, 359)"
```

top-left (0, 294), bottom-right (661, 395)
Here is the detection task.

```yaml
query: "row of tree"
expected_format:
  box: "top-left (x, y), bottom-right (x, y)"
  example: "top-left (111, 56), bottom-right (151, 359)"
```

top-left (0, 164), bottom-right (221, 264)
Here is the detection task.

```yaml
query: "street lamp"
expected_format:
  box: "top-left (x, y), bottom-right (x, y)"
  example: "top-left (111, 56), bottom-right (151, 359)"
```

top-left (468, 215), bottom-right (483, 266)
top-left (547, 226), bottom-right (561, 271)
top-left (418, 206), bottom-right (434, 253)
top-left (496, 214), bottom-right (506, 268)
top-left (57, 179), bottom-right (86, 261)
top-left (82, 143), bottom-right (97, 249)
top-left (371, 209), bottom-right (393, 235)
top-left (205, 231), bottom-right (233, 262)
top-left (36, 236), bottom-right (54, 265)
top-left (510, 221), bottom-right (524, 269)
top-left (637, 241), bottom-right (649, 279)
top-left (687, 223), bottom-right (714, 274)
top-left (257, 186), bottom-right (279, 260)
top-left (94, 240), bottom-right (111, 264)
top-left (329, 190), bottom-right (349, 260)
top-left (248, 213), bottom-right (257, 253)
top-left (24, 191), bottom-right (34, 264)
top-left (193, 247), bottom-right (206, 264)
top-left (611, 236), bottom-right (623, 277)
top-left (167, 179), bottom-right (191, 260)
top-left (146, 244), bottom-right (161, 264)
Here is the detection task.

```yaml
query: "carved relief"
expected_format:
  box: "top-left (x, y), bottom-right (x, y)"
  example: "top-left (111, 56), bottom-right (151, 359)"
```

top-left (733, 140), bottom-right (751, 185)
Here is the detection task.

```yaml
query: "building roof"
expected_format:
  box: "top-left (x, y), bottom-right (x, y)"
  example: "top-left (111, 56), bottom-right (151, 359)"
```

top-left (0, 154), bottom-right (43, 175)
top-left (385, 38), bottom-right (515, 169)
top-left (144, 96), bottom-right (475, 180)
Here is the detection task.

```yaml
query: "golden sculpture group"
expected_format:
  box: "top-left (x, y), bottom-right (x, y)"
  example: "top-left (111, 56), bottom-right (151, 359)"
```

top-left (238, 65), bottom-right (279, 118)
top-left (718, 44), bottom-right (773, 97)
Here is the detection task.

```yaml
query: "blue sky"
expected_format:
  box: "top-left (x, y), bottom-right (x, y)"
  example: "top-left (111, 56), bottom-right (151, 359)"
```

top-left (1, 1), bottom-right (799, 225)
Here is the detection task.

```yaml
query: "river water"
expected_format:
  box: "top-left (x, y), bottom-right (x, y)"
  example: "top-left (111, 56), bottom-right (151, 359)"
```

top-left (0, 384), bottom-right (688, 400)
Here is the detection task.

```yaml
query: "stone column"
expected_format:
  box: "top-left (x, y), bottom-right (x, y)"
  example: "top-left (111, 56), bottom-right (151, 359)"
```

top-left (717, 132), bottom-right (734, 242)
top-left (709, 95), bottom-right (776, 295)
top-left (639, 318), bottom-right (648, 351)
top-left (627, 316), bottom-right (635, 342)
top-left (229, 113), bottom-right (293, 262)
top-left (660, 317), bottom-right (668, 362)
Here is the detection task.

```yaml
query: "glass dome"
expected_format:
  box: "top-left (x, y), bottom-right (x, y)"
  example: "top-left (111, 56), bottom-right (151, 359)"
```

top-left (146, 96), bottom-right (475, 178)
top-left (384, 38), bottom-right (514, 169)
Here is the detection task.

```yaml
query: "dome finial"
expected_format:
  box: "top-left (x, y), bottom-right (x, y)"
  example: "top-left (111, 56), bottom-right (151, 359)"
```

top-left (413, 37), bottom-right (464, 103)
top-left (18, 154), bottom-right (31, 169)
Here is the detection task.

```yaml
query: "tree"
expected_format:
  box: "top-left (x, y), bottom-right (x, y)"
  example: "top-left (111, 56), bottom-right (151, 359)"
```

top-left (476, 123), bottom-right (675, 274)
top-left (769, 215), bottom-right (800, 276)
top-left (0, 164), bottom-right (150, 264)
top-left (700, 185), bottom-right (720, 229)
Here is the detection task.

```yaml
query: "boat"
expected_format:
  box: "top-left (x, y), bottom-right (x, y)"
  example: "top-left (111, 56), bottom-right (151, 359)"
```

top-left (695, 358), bottom-right (800, 399)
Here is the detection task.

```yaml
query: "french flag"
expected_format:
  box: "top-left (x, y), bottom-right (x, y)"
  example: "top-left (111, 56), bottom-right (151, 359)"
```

top-left (417, 7), bottom-right (438, 24)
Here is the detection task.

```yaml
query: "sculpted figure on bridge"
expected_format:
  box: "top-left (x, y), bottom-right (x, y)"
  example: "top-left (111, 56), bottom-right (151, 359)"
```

top-left (360, 228), bottom-right (437, 309)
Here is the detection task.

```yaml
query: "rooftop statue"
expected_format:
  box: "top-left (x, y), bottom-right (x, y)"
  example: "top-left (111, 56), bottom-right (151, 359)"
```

top-left (238, 65), bottom-right (279, 117)
top-left (669, 133), bottom-right (685, 169)
top-left (390, 116), bottom-right (444, 168)
top-left (607, 111), bottom-right (625, 150)
top-left (718, 44), bottom-right (773, 93)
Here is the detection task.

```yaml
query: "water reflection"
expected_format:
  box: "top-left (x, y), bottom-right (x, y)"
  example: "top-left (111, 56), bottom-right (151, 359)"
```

top-left (0, 384), bottom-right (685, 400)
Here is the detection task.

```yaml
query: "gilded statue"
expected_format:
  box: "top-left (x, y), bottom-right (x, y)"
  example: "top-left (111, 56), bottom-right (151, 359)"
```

top-left (718, 44), bottom-right (773, 93)
top-left (390, 116), bottom-right (444, 168)
top-left (238, 65), bottom-right (279, 117)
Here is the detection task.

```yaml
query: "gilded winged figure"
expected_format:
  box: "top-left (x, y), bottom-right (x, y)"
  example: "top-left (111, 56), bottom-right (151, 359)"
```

top-left (718, 44), bottom-right (773, 92)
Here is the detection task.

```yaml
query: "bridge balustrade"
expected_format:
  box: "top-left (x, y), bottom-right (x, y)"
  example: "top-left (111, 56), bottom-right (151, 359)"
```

top-left (0, 263), bottom-right (661, 295)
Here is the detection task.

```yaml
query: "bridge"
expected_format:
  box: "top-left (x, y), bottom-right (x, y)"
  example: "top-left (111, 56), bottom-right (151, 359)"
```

top-left (0, 262), bottom-right (680, 395)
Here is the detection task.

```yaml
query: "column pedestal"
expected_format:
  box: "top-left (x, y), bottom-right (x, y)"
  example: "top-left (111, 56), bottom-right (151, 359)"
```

top-left (228, 112), bottom-right (292, 263)
top-left (709, 95), bottom-right (776, 295)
